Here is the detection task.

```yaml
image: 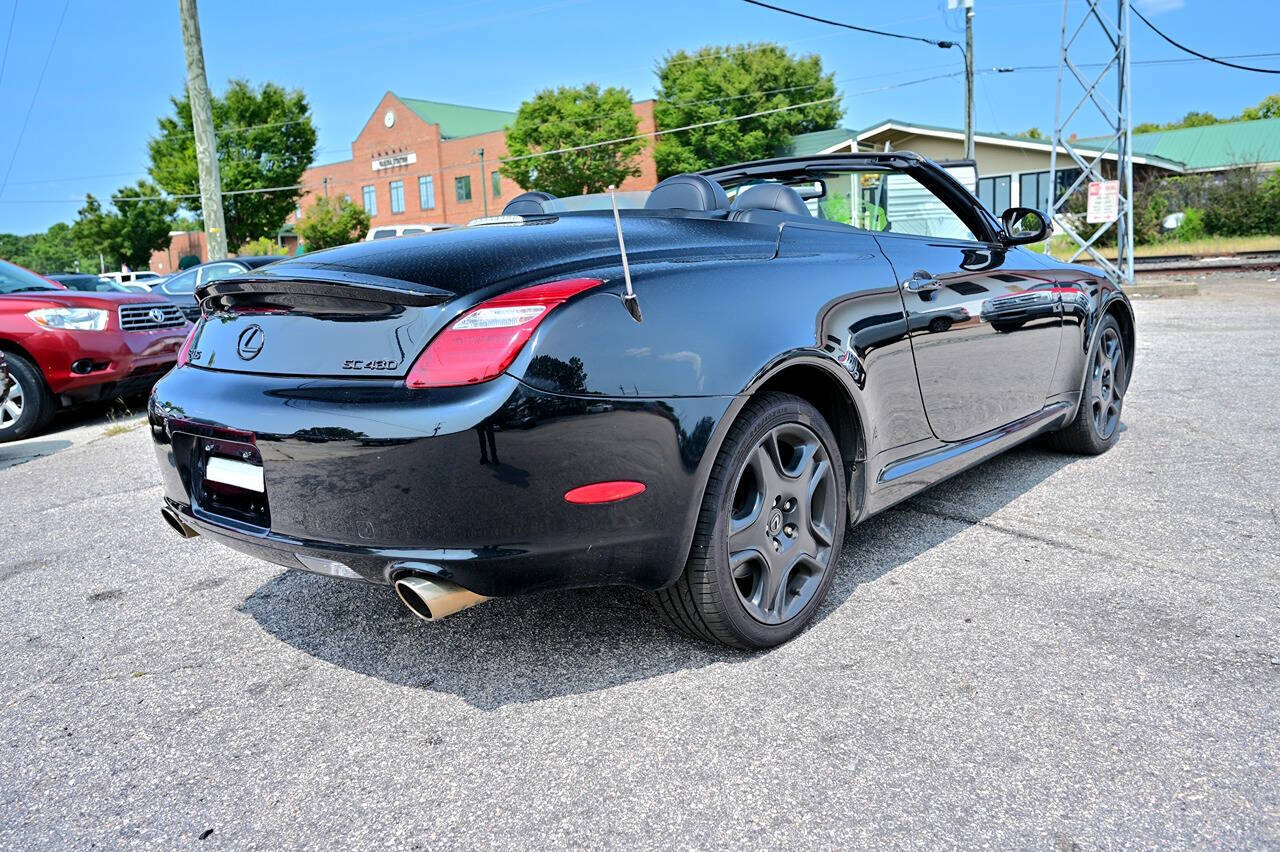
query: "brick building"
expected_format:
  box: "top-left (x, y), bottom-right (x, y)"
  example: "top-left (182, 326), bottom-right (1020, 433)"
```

top-left (289, 92), bottom-right (658, 236)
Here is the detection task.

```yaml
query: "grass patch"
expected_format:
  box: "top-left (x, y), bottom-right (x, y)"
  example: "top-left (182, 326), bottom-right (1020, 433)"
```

top-left (1035, 234), bottom-right (1280, 261)
top-left (1131, 235), bottom-right (1280, 257)
top-left (102, 399), bottom-right (141, 437)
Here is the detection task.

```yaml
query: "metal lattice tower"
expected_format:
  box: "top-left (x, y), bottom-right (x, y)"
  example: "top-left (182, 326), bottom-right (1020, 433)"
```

top-left (1050, 0), bottom-right (1134, 285)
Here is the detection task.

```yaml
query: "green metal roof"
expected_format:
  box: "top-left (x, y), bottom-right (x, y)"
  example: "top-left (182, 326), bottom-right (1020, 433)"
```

top-left (1125, 118), bottom-right (1280, 170)
top-left (860, 116), bottom-right (1280, 172)
top-left (396, 96), bottom-right (516, 139)
top-left (782, 127), bottom-right (858, 156)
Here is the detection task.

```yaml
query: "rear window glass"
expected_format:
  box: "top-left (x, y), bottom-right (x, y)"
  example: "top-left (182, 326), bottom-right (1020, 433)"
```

top-left (163, 269), bottom-right (199, 294)
top-left (402, 228), bottom-right (426, 235)
top-left (371, 229), bottom-right (396, 239)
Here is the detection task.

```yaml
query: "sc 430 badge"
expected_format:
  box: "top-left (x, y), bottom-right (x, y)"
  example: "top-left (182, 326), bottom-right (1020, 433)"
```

top-left (342, 359), bottom-right (399, 371)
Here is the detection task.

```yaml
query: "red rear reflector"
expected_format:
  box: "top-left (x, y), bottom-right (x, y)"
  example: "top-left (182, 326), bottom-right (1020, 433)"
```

top-left (405, 277), bottom-right (603, 388)
top-left (564, 481), bottom-right (646, 504)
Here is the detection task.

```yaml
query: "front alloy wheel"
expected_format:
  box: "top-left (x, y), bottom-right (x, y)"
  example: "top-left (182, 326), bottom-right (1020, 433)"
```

top-left (1045, 313), bottom-right (1128, 455)
top-left (1090, 325), bottom-right (1125, 441)
top-left (0, 373), bottom-right (23, 431)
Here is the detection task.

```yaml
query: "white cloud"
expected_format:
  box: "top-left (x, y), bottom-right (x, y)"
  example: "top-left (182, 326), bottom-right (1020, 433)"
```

top-left (1135, 0), bottom-right (1185, 14)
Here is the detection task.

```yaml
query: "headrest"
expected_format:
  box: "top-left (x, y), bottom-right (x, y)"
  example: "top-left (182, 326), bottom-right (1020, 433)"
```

top-left (502, 190), bottom-right (556, 216)
top-left (645, 174), bottom-right (730, 211)
top-left (730, 184), bottom-right (811, 217)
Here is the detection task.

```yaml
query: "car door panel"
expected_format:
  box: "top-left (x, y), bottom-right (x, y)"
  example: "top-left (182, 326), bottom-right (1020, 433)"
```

top-left (875, 234), bottom-right (1062, 442)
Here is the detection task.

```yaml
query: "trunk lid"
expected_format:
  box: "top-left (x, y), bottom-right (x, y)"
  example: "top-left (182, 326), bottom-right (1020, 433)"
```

top-left (186, 212), bottom-right (775, 378)
top-left (187, 272), bottom-right (452, 378)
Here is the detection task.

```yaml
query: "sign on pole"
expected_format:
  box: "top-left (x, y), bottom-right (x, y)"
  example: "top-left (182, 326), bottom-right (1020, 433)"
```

top-left (1086, 180), bottom-right (1120, 224)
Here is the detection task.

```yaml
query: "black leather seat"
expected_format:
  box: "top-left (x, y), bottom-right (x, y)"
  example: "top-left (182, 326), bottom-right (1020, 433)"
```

top-left (644, 174), bottom-right (730, 211)
top-left (730, 183), bottom-right (812, 225)
top-left (502, 190), bottom-right (556, 215)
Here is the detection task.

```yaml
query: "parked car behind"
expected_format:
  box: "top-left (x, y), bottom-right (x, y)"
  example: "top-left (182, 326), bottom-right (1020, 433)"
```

top-left (0, 258), bottom-right (189, 442)
top-left (101, 271), bottom-right (167, 291)
top-left (156, 257), bottom-right (282, 322)
top-left (365, 223), bottom-right (455, 240)
top-left (47, 273), bottom-right (133, 293)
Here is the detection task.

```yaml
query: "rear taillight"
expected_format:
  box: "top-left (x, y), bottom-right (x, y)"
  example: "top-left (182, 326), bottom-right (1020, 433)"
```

top-left (176, 321), bottom-right (200, 367)
top-left (405, 278), bottom-right (603, 388)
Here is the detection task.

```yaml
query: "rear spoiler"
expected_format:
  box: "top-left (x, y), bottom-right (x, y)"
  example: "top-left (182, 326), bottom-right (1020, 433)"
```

top-left (198, 268), bottom-right (454, 308)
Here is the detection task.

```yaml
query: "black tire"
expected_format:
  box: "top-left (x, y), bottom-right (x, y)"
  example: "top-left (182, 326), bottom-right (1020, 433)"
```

top-left (1046, 314), bottom-right (1128, 455)
top-left (655, 392), bottom-right (847, 649)
top-left (0, 352), bottom-right (53, 443)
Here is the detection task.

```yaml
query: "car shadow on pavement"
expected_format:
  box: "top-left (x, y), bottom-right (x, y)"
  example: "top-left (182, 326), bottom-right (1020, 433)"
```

top-left (0, 439), bottom-right (72, 471)
top-left (239, 443), bottom-right (1076, 710)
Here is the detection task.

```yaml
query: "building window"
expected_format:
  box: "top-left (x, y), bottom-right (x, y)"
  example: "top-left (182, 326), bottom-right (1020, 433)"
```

top-left (343, 194), bottom-right (351, 203)
top-left (455, 175), bottom-right (472, 202)
top-left (389, 180), bottom-right (405, 214)
top-left (976, 175), bottom-right (1011, 214)
top-left (361, 185), bottom-right (377, 216)
top-left (418, 175), bottom-right (435, 210)
top-left (491, 171), bottom-right (502, 198)
top-left (1018, 168), bottom-right (1081, 213)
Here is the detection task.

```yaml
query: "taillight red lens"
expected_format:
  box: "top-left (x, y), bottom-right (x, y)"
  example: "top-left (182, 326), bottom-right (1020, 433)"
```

top-left (405, 278), bottom-right (603, 388)
top-left (176, 321), bottom-right (200, 367)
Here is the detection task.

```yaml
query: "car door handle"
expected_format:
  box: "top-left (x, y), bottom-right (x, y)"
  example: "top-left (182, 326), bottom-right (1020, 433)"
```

top-left (904, 270), bottom-right (941, 293)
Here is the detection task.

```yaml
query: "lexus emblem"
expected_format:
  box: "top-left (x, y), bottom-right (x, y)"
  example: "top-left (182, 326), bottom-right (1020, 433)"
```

top-left (148, 307), bottom-right (166, 323)
top-left (236, 324), bottom-right (265, 361)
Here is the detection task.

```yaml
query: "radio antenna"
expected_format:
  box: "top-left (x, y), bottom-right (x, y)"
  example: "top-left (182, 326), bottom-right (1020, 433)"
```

top-left (609, 186), bottom-right (642, 323)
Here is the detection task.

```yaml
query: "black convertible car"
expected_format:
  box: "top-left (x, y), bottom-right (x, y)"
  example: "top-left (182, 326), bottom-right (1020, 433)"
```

top-left (150, 152), bottom-right (1132, 648)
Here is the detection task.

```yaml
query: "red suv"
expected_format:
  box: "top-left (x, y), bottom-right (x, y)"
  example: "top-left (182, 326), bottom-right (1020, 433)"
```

top-left (0, 258), bottom-right (190, 442)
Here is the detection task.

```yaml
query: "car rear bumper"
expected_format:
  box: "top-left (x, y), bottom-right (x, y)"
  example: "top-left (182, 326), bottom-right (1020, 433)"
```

top-left (149, 366), bottom-right (734, 596)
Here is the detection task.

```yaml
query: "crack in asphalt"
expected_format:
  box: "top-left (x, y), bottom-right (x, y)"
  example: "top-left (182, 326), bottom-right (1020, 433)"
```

top-left (32, 484), bottom-right (161, 515)
top-left (901, 502), bottom-right (1273, 599)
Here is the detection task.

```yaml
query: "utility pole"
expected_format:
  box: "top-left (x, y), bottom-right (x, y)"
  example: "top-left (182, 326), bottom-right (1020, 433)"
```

top-left (177, 0), bottom-right (227, 260)
top-left (948, 0), bottom-right (975, 159)
top-left (475, 147), bottom-right (488, 216)
top-left (964, 0), bottom-right (974, 160)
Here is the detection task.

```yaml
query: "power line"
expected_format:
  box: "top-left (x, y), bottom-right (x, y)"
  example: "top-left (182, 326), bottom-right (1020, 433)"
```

top-left (0, 0), bottom-right (69, 201)
top-left (0, 0), bottom-right (18, 95)
top-left (739, 0), bottom-right (959, 51)
top-left (1132, 6), bottom-right (1280, 74)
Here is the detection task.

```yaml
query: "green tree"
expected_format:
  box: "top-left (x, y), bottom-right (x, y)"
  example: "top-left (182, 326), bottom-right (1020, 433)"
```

top-left (72, 180), bottom-right (177, 272)
top-left (296, 196), bottom-right (370, 251)
top-left (149, 79), bottom-right (317, 249)
top-left (500, 84), bottom-right (642, 196)
top-left (1135, 110), bottom-right (1222, 134)
top-left (1022, 127), bottom-right (1045, 140)
top-left (0, 232), bottom-right (39, 268)
top-left (1241, 93), bottom-right (1280, 120)
top-left (653, 43), bottom-right (841, 177)
top-left (237, 236), bottom-right (289, 256)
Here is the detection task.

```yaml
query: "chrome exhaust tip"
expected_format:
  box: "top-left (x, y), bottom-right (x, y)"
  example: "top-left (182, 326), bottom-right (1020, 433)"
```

top-left (160, 506), bottom-right (199, 538)
top-left (394, 575), bottom-right (488, 622)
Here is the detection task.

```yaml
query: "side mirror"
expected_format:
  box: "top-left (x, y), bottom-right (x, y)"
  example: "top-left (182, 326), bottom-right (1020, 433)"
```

top-left (999, 207), bottom-right (1050, 245)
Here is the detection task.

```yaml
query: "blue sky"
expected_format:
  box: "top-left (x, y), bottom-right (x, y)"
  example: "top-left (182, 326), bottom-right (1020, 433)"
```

top-left (0, 0), bottom-right (1276, 234)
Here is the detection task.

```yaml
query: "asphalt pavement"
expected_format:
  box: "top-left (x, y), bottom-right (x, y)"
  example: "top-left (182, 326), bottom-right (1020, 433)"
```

top-left (1, 274), bottom-right (1276, 847)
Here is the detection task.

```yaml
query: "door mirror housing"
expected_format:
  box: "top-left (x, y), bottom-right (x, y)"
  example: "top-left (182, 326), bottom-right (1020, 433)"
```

top-left (999, 207), bottom-right (1050, 245)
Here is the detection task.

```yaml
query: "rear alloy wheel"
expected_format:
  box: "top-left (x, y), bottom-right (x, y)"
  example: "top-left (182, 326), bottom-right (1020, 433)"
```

top-left (655, 392), bottom-right (846, 648)
top-left (0, 353), bottom-right (53, 443)
top-left (1046, 314), bottom-right (1128, 455)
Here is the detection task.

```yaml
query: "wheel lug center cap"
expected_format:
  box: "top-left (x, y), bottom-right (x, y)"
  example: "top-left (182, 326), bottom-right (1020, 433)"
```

top-left (768, 510), bottom-right (783, 534)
